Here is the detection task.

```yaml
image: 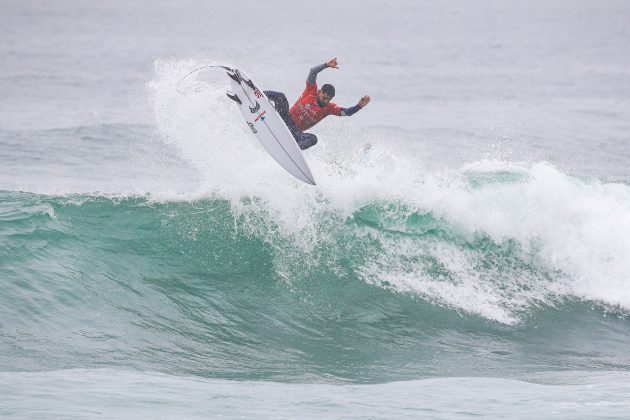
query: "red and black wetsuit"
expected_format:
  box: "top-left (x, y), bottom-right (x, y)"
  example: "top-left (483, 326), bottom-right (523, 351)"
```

top-left (265, 63), bottom-right (362, 150)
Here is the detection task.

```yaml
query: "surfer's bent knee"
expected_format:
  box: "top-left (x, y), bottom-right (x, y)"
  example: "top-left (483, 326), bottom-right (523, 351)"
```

top-left (298, 133), bottom-right (318, 150)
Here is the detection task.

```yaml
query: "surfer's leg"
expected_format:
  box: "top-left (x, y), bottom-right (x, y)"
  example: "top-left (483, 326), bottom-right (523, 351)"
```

top-left (264, 91), bottom-right (289, 114)
top-left (264, 90), bottom-right (300, 132)
top-left (296, 133), bottom-right (318, 150)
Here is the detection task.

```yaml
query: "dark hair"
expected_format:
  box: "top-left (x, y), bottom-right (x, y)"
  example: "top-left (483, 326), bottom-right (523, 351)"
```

top-left (321, 84), bottom-right (335, 98)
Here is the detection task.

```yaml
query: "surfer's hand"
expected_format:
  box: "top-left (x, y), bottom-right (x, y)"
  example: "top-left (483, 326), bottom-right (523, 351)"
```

top-left (326, 58), bottom-right (339, 69)
top-left (358, 95), bottom-right (371, 108)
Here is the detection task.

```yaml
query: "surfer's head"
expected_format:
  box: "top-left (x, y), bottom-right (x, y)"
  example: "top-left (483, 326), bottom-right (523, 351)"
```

top-left (317, 84), bottom-right (335, 106)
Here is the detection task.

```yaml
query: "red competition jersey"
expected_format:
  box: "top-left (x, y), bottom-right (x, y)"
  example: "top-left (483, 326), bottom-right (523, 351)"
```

top-left (289, 83), bottom-right (342, 131)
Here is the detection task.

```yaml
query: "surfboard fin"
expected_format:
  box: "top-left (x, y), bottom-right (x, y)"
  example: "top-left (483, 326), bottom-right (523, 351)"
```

top-left (226, 91), bottom-right (242, 105)
top-left (243, 78), bottom-right (256, 90)
top-left (227, 71), bottom-right (241, 84)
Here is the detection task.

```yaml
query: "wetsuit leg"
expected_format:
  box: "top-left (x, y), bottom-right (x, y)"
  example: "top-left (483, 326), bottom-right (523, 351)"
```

top-left (296, 133), bottom-right (318, 150)
top-left (265, 90), bottom-right (317, 150)
top-left (265, 90), bottom-right (300, 132)
top-left (264, 91), bottom-right (290, 117)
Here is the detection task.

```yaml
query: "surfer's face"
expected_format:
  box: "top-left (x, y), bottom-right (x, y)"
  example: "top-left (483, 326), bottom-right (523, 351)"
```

top-left (317, 90), bottom-right (333, 107)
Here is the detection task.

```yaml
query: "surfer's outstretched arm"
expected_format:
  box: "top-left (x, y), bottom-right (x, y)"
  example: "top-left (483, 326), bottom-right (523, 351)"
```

top-left (307, 63), bottom-right (328, 84)
top-left (338, 95), bottom-right (371, 116)
top-left (307, 58), bottom-right (338, 84)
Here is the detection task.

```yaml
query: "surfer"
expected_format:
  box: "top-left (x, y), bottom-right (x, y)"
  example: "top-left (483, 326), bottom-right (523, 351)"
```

top-left (264, 58), bottom-right (371, 150)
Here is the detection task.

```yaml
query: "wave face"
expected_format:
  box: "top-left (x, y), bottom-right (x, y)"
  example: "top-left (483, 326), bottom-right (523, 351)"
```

top-left (2, 158), bottom-right (630, 383)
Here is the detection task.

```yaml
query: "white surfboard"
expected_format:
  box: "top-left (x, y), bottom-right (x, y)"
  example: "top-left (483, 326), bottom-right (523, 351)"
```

top-left (220, 66), bottom-right (316, 185)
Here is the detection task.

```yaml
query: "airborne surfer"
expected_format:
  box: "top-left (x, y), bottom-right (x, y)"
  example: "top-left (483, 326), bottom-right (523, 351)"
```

top-left (264, 58), bottom-right (371, 150)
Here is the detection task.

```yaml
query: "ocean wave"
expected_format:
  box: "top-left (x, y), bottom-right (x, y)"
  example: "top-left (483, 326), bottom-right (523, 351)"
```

top-left (3, 157), bottom-right (630, 327)
top-left (3, 159), bottom-right (630, 381)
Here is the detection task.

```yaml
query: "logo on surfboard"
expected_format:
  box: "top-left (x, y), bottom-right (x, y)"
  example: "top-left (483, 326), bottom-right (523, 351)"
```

top-left (249, 101), bottom-right (260, 113)
top-left (247, 121), bottom-right (257, 133)
top-left (255, 111), bottom-right (266, 122)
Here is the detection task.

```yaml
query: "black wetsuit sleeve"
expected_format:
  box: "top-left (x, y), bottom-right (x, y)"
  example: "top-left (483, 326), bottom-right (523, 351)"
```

top-left (307, 63), bottom-right (328, 84)
top-left (340, 104), bottom-right (362, 116)
top-left (265, 90), bottom-right (282, 102)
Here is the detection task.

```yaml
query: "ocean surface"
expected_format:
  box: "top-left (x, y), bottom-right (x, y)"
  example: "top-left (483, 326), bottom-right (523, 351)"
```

top-left (2, 0), bottom-right (630, 418)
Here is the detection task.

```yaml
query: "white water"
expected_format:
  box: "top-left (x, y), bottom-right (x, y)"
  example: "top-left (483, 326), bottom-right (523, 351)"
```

top-left (147, 59), bottom-right (630, 324)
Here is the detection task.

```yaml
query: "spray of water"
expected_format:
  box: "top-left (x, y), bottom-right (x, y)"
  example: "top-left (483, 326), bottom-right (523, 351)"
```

top-left (147, 58), bottom-right (630, 324)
